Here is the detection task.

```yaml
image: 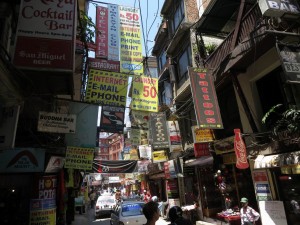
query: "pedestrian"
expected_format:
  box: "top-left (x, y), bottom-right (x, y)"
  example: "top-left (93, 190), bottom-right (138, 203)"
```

top-left (142, 201), bottom-right (160, 225)
top-left (143, 189), bottom-right (152, 203)
top-left (240, 197), bottom-right (260, 225)
top-left (89, 191), bottom-right (96, 209)
top-left (168, 206), bottom-right (193, 225)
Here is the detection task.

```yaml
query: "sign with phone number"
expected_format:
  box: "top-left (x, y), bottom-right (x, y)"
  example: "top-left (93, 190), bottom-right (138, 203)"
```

top-left (131, 76), bottom-right (158, 112)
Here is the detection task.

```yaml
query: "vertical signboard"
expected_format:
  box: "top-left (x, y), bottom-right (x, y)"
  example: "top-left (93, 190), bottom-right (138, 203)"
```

top-left (167, 121), bottom-right (182, 152)
top-left (150, 112), bottom-right (169, 149)
top-left (13, 0), bottom-right (76, 71)
top-left (95, 6), bottom-right (108, 58)
top-left (108, 4), bottom-right (120, 61)
top-left (119, 6), bottom-right (143, 75)
top-left (189, 67), bottom-right (223, 129)
top-left (252, 170), bottom-right (272, 201)
top-left (131, 76), bottom-right (158, 112)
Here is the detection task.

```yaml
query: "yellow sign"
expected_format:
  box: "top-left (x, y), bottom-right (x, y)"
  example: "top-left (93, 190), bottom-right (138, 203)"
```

top-left (65, 146), bottom-right (94, 170)
top-left (152, 150), bottom-right (168, 163)
top-left (30, 208), bottom-right (56, 225)
top-left (85, 69), bottom-right (128, 107)
top-left (131, 76), bottom-right (158, 112)
top-left (192, 126), bottom-right (214, 143)
top-left (119, 6), bottom-right (143, 75)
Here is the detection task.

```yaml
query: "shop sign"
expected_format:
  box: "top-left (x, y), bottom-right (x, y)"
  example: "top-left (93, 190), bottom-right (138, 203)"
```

top-left (164, 161), bottom-right (170, 179)
top-left (30, 200), bottom-right (56, 225)
top-left (167, 180), bottom-right (179, 198)
top-left (139, 145), bottom-right (152, 159)
top-left (188, 67), bottom-right (223, 129)
top-left (95, 6), bottom-right (108, 58)
top-left (45, 156), bottom-right (65, 173)
top-left (234, 129), bottom-right (249, 169)
top-left (277, 42), bottom-right (300, 83)
top-left (152, 150), bottom-right (168, 163)
top-left (64, 146), bottom-right (94, 170)
top-left (130, 110), bottom-right (150, 130)
top-left (150, 112), bottom-right (170, 149)
top-left (191, 126), bottom-right (214, 143)
top-left (100, 106), bottom-right (125, 133)
top-left (222, 153), bottom-right (236, 164)
top-left (137, 160), bottom-right (151, 173)
top-left (214, 136), bottom-right (235, 155)
top-left (38, 175), bottom-right (57, 200)
top-left (194, 143), bottom-right (210, 158)
top-left (168, 121), bottom-right (183, 152)
top-left (89, 58), bottom-right (120, 72)
top-left (38, 111), bottom-right (76, 134)
top-left (259, 0), bottom-right (300, 18)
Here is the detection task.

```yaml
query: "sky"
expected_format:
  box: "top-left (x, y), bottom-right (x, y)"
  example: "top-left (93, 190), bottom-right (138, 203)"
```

top-left (87, 0), bottom-right (164, 57)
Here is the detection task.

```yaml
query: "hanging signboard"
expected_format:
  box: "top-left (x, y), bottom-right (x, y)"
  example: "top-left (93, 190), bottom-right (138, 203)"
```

top-left (89, 58), bottom-right (120, 72)
top-left (131, 76), bottom-right (158, 112)
top-left (277, 42), bottom-right (300, 83)
top-left (85, 69), bottom-right (128, 107)
top-left (130, 110), bottom-right (150, 130)
top-left (149, 112), bottom-right (169, 149)
top-left (95, 6), bottom-right (108, 58)
top-left (108, 4), bottom-right (120, 61)
top-left (37, 111), bottom-right (76, 134)
top-left (100, 106), bottom-right (125, 133)
top-left (64, 146), bottom-right (94, 170)
top-left (189, 67), bottom-right (223, 129)
top-left (191, 126), bottom-right (214, 143)
top-left (194, 143), bottom-right (210, 158)
top-left (153, 150), bottom-right (168, 163)
top-left (138, 145), bottom-right (152, 159)
top-left (167, 121), bottom-right (183, 152)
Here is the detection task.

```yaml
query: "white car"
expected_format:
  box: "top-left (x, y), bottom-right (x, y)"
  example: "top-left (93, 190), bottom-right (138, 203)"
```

top-left (95, 195), bottom-right (116, 219)
top-left (110, 201), bottom-right (146, 225)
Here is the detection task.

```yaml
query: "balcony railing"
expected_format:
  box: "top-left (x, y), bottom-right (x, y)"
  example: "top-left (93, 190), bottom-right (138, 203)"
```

top-left (205, 3), bottom-right (267, 79)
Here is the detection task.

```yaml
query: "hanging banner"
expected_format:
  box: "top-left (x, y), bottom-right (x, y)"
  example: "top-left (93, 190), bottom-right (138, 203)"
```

top-left (153, 150), bottom-right (168, 163)
top-left (89, 58), bottom-right (120, 72)
top-left (85, 69), bottom-right (128, 107)
top-left (100, 106), bottom-right (125, 133)
top-left (131, 76), bottom-right (158, 112)
top-left (276, 42), bottom-right (300, 83)
top-left (150, 112), bottom-right (169, 149)
top-left (95, 6), bottom-right (108, 58)
top-left (64, 147), bottom-right (94, 170)
top-left (191, 126), bottom-right (215, 143)
top-left (108, 4), bottom-right (120, 61)
top-left (13, 0), bottom-right (76, 71)
top-left (37, 111), bottom-right (76, 134)
top-left (234, 129), bottom-right (249, 169)
top-left (189, 67), bottom-right (223, 129)
top-left (94, 160), bottom-right (137, 173)
top-left (167, 121), bottom-right (183, 152)
top-left (130, 110), bottom-right (150, 130)
top-left (119, 5), bottom-right (143, 75)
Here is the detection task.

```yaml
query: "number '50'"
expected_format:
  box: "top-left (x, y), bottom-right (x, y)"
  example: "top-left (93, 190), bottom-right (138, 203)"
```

top-left (143, 86), bottom-right (156, 98)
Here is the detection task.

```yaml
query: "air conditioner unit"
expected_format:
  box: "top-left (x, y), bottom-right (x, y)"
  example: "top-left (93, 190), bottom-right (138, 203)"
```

top-left (259, 0), bottom-right (300, 19)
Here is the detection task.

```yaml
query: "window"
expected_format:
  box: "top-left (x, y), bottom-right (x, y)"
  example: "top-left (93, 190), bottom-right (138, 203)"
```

top-left (170, 0), bottom-right (185, 33)
top-left (158, 50), bottom-right (167, 71)
top-left (177, 45), bottom-right (192, 87)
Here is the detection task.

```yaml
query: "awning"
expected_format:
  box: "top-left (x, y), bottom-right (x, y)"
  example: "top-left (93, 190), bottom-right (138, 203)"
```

top-left (184, 156), bottom-right (213, 167)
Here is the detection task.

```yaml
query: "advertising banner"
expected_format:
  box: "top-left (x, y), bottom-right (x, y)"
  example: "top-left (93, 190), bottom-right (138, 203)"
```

top-left (138, 145), bottom-right (152, 159)
top-left (153, 150), bottom-right (168, 163)
top-left (108, 4), bottom-right (120, 61)
top-left (85, 69), bottom-right (128, 107)
top-left (0, 148), bottom-right (45, 173)
top-left (100, 106), bottom-right (125, 133)
top-left (234, 129), bottom-right (249, 169)
top-left (30, 200), bottom-right (56, 225)
top-left (277, 42), bottom-right (300, 83)
top-left (191, 126), bottom-right (215, 143)
top-left (37, 111), bottom-right (76, 134)
top-left (96, 6), bottom-right (108, 58)
top-left (93, 160), bottom-right (137, 173)
top-left (167, 121), bottom-right (182, 152)
top-left (150, 112), bottom-right (169, 149)
top-left (130, 110), bottom-right (150, 130)
top-left (13, 0), bottom-right (76, 71)
top-left (131, 76), bottom-right (158, 112)
top-left (64, 146), bottom-right (94, 170)
top-left (89, 58), bottom-right (120, 72)
top-left (119, 6), bottom-right (143, 75)
top-left (189, 67), bottom-right (223, 129)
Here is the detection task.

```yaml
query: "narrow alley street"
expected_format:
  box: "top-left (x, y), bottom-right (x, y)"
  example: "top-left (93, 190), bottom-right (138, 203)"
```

top-left (72, 207), bottom-right (170, 225)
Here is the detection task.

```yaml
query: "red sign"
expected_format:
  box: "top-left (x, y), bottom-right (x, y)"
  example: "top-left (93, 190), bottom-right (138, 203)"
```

top-left (189, 68), bottom-right (223, 129)
top-left (253, 170), bottom-right (268, 182)
top-left (164, 161), bottom-right (170, 179)
top-left (89, 58), bottom-right (120, 72)
top-left (194, 143), bottom-right (210, 158)
top-left (96, 6), bottom-right (108, 58)
top-left (234, 129), bottom-right (249, 169)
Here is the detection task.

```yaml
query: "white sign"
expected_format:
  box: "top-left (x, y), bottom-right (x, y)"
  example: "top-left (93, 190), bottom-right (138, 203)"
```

top-left (259, 201), bottom-right (288, 225)
top-left (38, 111), bottom-right (76, 133)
